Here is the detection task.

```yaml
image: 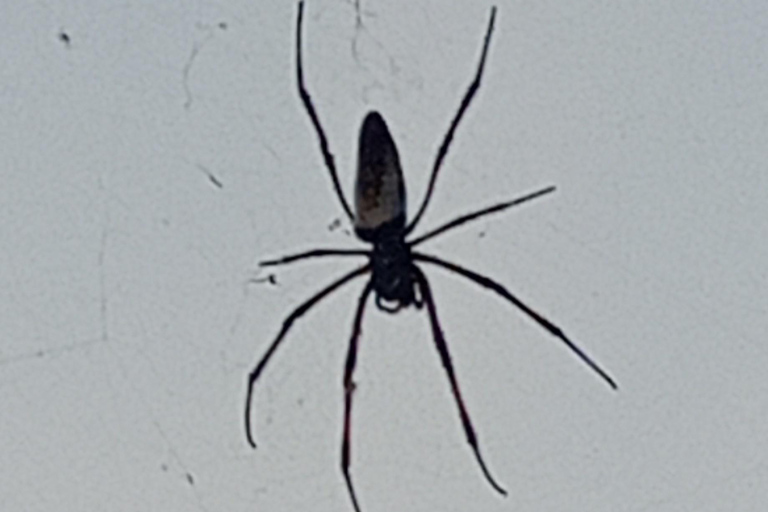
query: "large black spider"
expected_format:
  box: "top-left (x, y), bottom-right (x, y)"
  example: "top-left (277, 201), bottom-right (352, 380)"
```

top-left (245, 2), bottom-right (617, 511)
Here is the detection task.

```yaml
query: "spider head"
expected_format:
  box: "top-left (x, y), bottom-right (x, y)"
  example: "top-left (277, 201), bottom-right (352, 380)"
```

top-left (369, 234), bottom-right (418, 312)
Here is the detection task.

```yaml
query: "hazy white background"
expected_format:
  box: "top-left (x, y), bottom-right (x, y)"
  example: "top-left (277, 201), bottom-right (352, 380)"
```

top-left (2, 0), bottom-right (767, 511)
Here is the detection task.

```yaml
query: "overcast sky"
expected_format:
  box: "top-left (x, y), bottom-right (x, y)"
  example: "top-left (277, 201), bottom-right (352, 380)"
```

top-left (2, 1), bottom-right (767, 511)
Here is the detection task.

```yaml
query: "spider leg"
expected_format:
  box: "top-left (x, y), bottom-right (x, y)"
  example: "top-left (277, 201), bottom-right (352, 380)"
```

top-left (412, 265), bottom-right (508, 496)
top-left (406, 6), bottom-right (497, 235)
top-left (409, 186), bottom-right (556, 247)
top-left (245, 264), bottom-right (370, 448)
top-left (260, 248), bottom-right (369, 267)
top-left (341, 281), bottom-right (374, 512)
top-left (413, 253), bottom-right (618, 390)
top-left (296, 0), bottom-right (354, 221)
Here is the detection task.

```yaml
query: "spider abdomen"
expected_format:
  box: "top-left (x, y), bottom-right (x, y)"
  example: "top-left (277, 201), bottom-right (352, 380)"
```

top-left (354, 112), bottom-right (406, 242)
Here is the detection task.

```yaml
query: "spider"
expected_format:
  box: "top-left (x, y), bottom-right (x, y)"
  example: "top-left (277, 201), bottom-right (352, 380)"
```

top-left (245, 2), bottom-right (617, 511)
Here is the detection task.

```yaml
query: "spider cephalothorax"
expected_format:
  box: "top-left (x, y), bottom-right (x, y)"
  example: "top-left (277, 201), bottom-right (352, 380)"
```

top-left (369, 234), bottom-right (418, 312)
top-left (244, 3), bottom-right (617, 512)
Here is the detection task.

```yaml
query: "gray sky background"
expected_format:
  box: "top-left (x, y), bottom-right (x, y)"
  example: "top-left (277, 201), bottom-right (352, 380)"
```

top-left (2, 0), bottom-right (767, 511)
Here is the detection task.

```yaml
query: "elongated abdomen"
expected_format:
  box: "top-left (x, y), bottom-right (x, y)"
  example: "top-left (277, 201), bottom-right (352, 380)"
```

top-left (354, 112), bottom-right (406, 241)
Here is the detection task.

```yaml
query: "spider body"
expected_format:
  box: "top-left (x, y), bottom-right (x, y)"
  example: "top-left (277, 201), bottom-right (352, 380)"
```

top-left (354, 111), bottom-right (418, 312)
top-left (244, 3), bottom-right (617, 512)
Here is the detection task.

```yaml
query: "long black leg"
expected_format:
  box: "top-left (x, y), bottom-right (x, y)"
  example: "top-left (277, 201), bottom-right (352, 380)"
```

top-left (409, 186), bottom-right (555, 247)
top-left (413, 253), bottom-right (618, 390)
top-left (260, 248), bottom-right (369, 267)
top-left (341, 281), bottom-right (373, 512)
top-left (412, 265), bottom-right (508, 496)
top-left (245, 264), bottom-right (370, 448)
top-left (296, 0), bottom-right (354, 221)
top-left (406, 6), bottom-right (497, 235)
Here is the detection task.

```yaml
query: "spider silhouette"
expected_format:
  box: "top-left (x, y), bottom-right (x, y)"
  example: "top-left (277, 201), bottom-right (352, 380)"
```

top-left (245, 3), bottom-right (617, 511)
